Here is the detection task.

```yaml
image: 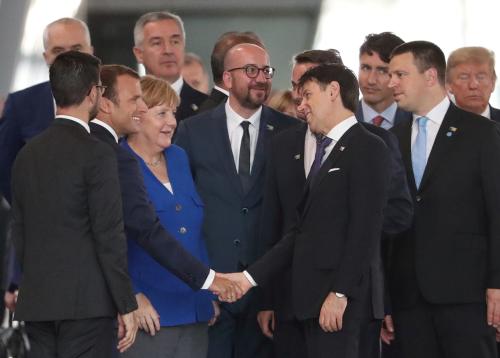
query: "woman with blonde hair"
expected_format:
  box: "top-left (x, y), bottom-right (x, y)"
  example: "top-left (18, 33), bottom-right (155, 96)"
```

top-left (121, 75), bottom-right (217, 358)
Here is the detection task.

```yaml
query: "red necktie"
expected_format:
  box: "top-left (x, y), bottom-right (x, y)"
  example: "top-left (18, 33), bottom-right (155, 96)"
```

top-left (372, 115), bottom-right (384, 127)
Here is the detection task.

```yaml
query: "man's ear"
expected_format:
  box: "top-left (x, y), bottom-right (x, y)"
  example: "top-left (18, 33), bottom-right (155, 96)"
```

top-left (425, 68), bottom-right (439, 86)
top-left (133, 46), bottom-right (143, 64)
top-left (222, 71), bottom-right (232, 90)
top-left (328, 81), bottom-right (340, 101)
top-left (99, 97), bottom-right (113, 114)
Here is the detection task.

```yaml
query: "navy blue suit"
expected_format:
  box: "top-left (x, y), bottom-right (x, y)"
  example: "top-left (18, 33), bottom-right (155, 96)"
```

top-left (89, 122), bottom-right (209, 290)
top-left (122, 142), bottom-right (214, 326)
top-left (176, 82), bottom-right (208, 123)
top-left (490, 105), bottom-right (500, 123)
top-left (176, 103), bottom-right (298, 358)
top-left (0, 82), bottom-right (54, 203)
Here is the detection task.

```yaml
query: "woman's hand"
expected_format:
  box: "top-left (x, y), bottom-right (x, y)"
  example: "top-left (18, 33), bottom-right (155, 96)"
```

top-left (135, 293), bottom-right (160, 336)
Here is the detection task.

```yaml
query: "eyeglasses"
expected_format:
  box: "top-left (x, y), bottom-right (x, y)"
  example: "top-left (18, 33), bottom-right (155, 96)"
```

top-left (227, 65), bottom-right (276, 79)
top-left (87, 84), bottom-right (107, 96)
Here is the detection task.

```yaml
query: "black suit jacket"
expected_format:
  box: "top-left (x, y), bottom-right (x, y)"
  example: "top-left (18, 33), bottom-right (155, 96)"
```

top-left (490, 104), bottom-right (500, 123)
top-left (90, 122), bottom-right (209, 289)
top-left (249, 123), bottom-right (391, 320)
top-left (176, 82), bottom-right (208, 123)
top-left (175, 103), bottom-right (299, 272)
top-left (198, 88), bottom-right (227, 113)
top-left (389, 103), bottom-right (500, 309)
top-left (11, 118), bottom-right (137, 321)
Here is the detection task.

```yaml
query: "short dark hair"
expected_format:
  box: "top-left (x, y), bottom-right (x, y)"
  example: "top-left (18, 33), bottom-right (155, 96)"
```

top-left (49, 50), bottom-right (101, 108)
top-left (299, 64), bottom-right (359, 113)
top-left (100, 64), bottom-right (140, 104)
top-left (293, 49), bottom-right (343, 66)
top-left (359, 32), bottom-right (404, 63)
top-left (391, 41), bottom-right (446, 86)
top-left (211, 31), bottom-right (264, 84)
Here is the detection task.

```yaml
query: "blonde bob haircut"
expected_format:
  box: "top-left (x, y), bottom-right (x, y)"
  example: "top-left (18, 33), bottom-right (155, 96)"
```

top-left (140, 75), bottom-right (180, 109)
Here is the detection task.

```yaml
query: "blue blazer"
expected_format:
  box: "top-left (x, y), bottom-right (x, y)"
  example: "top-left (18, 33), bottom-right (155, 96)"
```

top-left (0, 82), bottom-right (54, 202)
top-left (175, 103), bottom-right (299, 272)
top-left (122, 142), bottom-right (214, 326)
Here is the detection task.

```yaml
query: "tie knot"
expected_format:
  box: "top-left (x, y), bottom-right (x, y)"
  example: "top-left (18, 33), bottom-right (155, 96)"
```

top-left (316, 134), bottom-right (332, 149)
top-left (372, 115), bottom-right (385, 127)
top-left (240, 121), bottom-right (250, 130)
top-left (417, 116), bottom-right (428, 128)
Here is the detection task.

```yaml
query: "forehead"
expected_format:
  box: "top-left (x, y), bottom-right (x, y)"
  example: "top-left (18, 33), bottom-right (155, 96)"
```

top-left (227, 45), bottom-right (269, 67)
top-left (302, 79), bottom-right (321, 92)
top-left (46, 22), bottom-right (88, 47)
top-left (360, 51), bottom-right (386, 65)
top-left (143, 19), bottom-right (182, 39)
top-left (390, 52), bottom-right (416, 69)
top-left (451, 61), bottom-right (492, 73)
top-left (116, 74), bottom-right (141, 94)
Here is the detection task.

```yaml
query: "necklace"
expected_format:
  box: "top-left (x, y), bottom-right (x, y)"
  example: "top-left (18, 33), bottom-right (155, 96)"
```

top-left (145, 155), bottom-right (163, 167)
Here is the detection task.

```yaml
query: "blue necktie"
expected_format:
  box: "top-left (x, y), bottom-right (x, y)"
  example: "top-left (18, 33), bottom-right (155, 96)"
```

top-left (412, 116), bottom-right (428, 189)
top-left (308, 135), bottom-right (333, 181)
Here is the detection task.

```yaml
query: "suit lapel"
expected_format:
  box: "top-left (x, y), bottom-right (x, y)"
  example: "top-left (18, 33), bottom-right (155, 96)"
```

top-left (418, 105), bottom-right (460, 192)
top-left (398, 118), bottom-right (416, 193)
top-left (209, 105), bottom-right (244, 196)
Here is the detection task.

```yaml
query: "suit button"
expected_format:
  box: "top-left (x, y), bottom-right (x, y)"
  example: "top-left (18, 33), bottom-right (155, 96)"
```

top-left (175, 204), bottom-right (182, 212)
top-left (179, 227), bottom-right (187, 234)
top-left (241, 207), bottom-right (248, 214)
top-left (233, 239), bottom-right (241, 246)
top-left (416, 195), bottom-right (422, 202)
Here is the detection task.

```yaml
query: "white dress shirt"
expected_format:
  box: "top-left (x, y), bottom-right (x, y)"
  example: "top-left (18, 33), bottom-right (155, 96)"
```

top-left (171, 76), bottom-right (184, 95)
top-left (56, 115), bottom-right (90, 133)
top-left (361, 100), bottom-right (398, 130)
top-left (225, 101), bottom-right (262, 173)
top-left (411, 96), bottom-right (449, 160)
top-left (214, 85), bottom-right (229, 97)
top-left (481, 105), bottom-right (491, 119)
top-left (91, 119), bottom-right (119, 143)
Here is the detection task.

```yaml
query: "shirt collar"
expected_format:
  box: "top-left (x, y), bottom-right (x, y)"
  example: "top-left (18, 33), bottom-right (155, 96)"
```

top-left (171, 76), bottom-right (184, 95)
top-left (481, 105), bottom-right (491, 119)
top-left (91, 118), bottom-right (119, 143)
top-left (55, 115), bottom-right (90, 133)
top-left (225, 100), bottom-right (262, 129)
top-left (412, 96), bottom-right (450, 126)
top-left (214, 85), bottom-right (229, 97)
top-left (361, 99), bottom-right (397, 124)
top-left (325, 115), bottom-right (358, 142)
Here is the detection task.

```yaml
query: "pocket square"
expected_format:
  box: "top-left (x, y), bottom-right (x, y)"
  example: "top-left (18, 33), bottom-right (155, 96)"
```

top-left (328, 168), bottom-right (341, 173)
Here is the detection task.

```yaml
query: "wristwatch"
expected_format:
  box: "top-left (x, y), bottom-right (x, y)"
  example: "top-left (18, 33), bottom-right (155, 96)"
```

top-left (335, 292), bottom-right (346, 298)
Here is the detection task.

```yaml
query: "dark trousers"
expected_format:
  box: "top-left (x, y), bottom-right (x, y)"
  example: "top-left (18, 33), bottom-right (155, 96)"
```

top-left (272, 317), bottom-right (306, 358)
top-left (358, 319), bottom-right (382, 358)
top-left (207, 290), bottom-right (271, 358)
top-left (25, 317), bottom-right (115, 358)
top-left (392, 299), bottom-right (497, 358)
top-left (302, 315), bottom-right (361, 358)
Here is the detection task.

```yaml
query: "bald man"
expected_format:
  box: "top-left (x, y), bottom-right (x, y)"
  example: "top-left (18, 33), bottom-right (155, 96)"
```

top-left (0, 17), bottom-right (93, 202)
top-left (176, 43), bottom-right (299, 358)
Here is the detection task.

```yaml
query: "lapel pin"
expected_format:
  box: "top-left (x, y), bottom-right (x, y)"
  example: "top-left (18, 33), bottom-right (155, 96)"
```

top-left (266, 124), bottom-right (274, 131)
top-left (191, 103), bottom-right (199, 112)
top-left (339, 146), bottom-right (346, 152)
top-left (446, 126), bottom-right (457, 137)
top-left (294, 154), bottom-right (301, 160)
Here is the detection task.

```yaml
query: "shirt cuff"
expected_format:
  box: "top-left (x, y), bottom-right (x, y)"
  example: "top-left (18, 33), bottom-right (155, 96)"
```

top-left (201, 269), bottom-right (216, 290)
top-left (243, 270), bottom-right (258, 287)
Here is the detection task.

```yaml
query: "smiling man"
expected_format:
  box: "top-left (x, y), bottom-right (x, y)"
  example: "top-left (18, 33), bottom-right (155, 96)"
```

top-left (133, 11), bottom-right (207, 123)
top-left (446, 46), bottom-right (500, 122)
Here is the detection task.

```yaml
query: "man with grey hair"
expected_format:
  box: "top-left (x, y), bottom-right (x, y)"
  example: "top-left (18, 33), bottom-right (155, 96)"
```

top-left (133, 11), bottom-right (207, 123)
top-left (0, 17), bottom-right (93, 203)
top-left (446, 46), bottom-right (500, 123)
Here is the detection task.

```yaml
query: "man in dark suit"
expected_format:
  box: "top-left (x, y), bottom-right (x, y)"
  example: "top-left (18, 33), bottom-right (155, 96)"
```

top-left (176, 43), bottom-right (298, 358)
top-left (387, 41), bottom-right (500, 358)
top-left (10, 51), bottom-right (138, 357)
top-left (232, 63), bottom-right (391, 358)
top-left (0, 17), bottom-right (93, 203)
top-left (256, 49), bottom-right (412, 358)
top-left (132, 11), bottom-right (207, 123)
top-left (90, 64), bottom-right (241, 301)
top-left (199, 31), bottom-right (264, 113)
top-left (446, 46), bottom-right (500, 124)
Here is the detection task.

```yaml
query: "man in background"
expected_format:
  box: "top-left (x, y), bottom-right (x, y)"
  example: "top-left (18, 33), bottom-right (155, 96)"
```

top-left (182, 52), bottom-right (210, 94)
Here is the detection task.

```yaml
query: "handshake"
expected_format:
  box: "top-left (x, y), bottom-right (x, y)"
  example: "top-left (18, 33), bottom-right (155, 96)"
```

top-left (208, 272), bottom-right (255, 303)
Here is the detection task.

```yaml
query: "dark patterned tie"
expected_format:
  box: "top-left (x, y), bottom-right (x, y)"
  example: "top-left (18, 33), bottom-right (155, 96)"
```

top-left (239, 121), bottom-right (251, 192)
top-left (372, 115), bottom-right (384, 127)
top-left (308, 134), bottom-right (333, 181)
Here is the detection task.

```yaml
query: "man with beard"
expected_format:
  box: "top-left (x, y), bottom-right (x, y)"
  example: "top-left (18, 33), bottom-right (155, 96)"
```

top-left (175, 43), bottom-right (298, 358)
top-left (10, 51), bottom-right (138, 357)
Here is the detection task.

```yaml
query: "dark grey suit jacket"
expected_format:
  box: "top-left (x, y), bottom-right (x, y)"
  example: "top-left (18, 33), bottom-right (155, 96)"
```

top-left (11, 118), bottom-right (137, 321)
top-left (175, 103), bottom-right (298, 272)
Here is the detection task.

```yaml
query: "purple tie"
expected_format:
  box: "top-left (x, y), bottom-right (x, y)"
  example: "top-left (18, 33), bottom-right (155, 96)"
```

top-left (308, 135), bottom-right (333, 181)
